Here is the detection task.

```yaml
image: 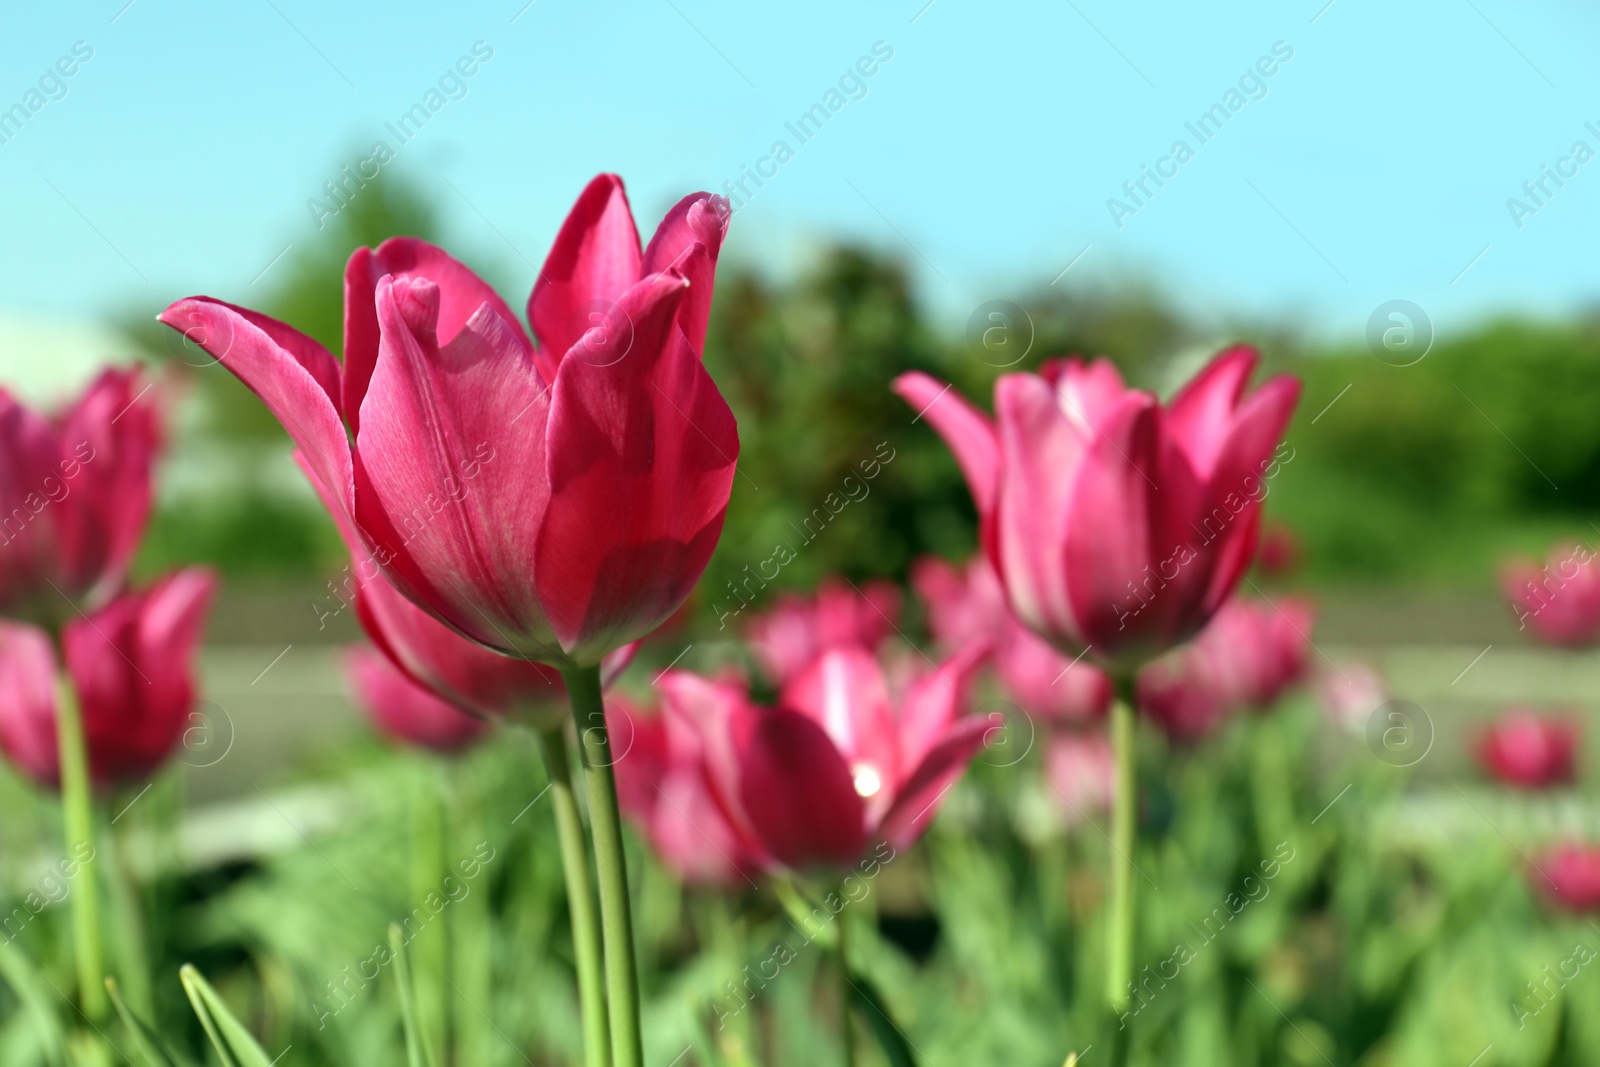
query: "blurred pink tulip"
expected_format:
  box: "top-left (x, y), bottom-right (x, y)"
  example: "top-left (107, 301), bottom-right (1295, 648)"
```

top-left (1136, 648), bottom-right (1233, 743)
top-left (611, 692), bottom-right (762, 888)
top-left (666, 643), bottom-right (995, 873)
top-left (1200, 596), bottom-right (1316, 711)
top-left (0, 368), bottom-right (161, 622)
top-left (1254, 522), bottom-right (1302, 578)
top-left (0, 568), bottom-right (215, 789)
top-left (1502, 543), bottom-right (1600, 647)
top-left (1536, 845), bottom-right (1600, 911)
top-left (1313, 661), bottom-right (1386, 734)
top-left (1476, 709), bottom-right (1578, 789)
top-left (746, 577), bottom-right (900, 685)
top-left (913, 554), bottom-right (1110, 722)
top-left (1045, 730), bottom-right (1115, 826)
top-left (895, 347), bottom-right (1299, 671)
top-left (161, 173), bottom-right (736, 668)
top-left (344, 644), bottom-right (490, 754)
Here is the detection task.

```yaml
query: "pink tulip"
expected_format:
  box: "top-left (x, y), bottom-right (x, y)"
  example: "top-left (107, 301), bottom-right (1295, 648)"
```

top-left (895, 347), bottom-right (1300, 671)
top-left (0, 568), bottom-right (215, 789)
top-left (746, 577), bottom-right (901, 684)
top-left (1197, 596), bottom-right (1316, 711)
top-left (1502, 543), bottom-right (1600, 647)
top-left (1045, 730), bottom-right (1115, 826)
top-left (912, 554), bottom-right (1110, 721)
top-left (344, 644), bottom-right (490, 753)
top-left (1536, 845), bottom-right (1600, 911)
top-left (611, 692), bottom-right (761, 888)
top-left (1475, 709), bottom-right (1578, 789)
top-left (161, 174), bottom-right (737, 668)
top-left (1254, 523), bottom-right (1302, 578)
top-left (0, 368), bottom-right (161, 622)
top-left (1313, 661), bottom-right (1386, 735)
top-left (666, 643), bottom-right (995, 872)
top-left (1136, 648), bottom-right (1233, 743)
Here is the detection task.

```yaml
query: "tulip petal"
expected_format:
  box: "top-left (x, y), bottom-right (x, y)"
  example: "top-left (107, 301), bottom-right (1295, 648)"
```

top-left (896, 640), bottom-right (989, 774)
top-left (356, 276), bottom-right (561, 659)
top-left (732, 706), bottom-right (866, 870)
top-left (529, 174), bottom-right (644, 375)
top-left (894, 372), bottom-right (999, 513)
top-left (0, 621), bottom-right (62, 786)
top-left (641, 192), bottom-right (731, 354)
top-left (1165, 345), bottom-right (1258, 480)
top-left (877, 712), bottom-right (998, 851)
top-left (537, 272), bottom-right (738, 662)
top-left (994, 373), bottom-right (1092, 642)
top-left (346, 645), bottom-right (490, 752)
top-left (344, 238), bottom-right (531, 433)
top-left (158, 299), bottom-right (353, 524)
top-left (782, 647), bottom-right (900, 800)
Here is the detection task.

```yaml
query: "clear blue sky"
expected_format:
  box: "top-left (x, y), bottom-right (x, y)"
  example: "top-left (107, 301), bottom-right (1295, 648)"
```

top-left (2, 0), bottom-right (1597, 345)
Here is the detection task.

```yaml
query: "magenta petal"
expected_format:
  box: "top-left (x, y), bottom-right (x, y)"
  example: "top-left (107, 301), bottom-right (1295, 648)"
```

top-left (897, 640), bottom-right (990, 774)
top-left (894, 372), bottom-right (1000, 514)
top-left (537, 273), bottom-right (738, 663)
top-left (345, 645), bottom-right (490, 753)
top-left (344, 238), bottom-right (531, 433)
top-left (158, 298), bottom-right (353, 524)
top-left (1165, 345), bottom-right (1259, 480)
top-left (355, 276), bottom-right (560, 659)
top-left (529, 174), bottom-right (644, 374)
top-left (641, 192), bottom-right (731, 354)
top-left (732, 706), bottom-right (866, 870)
top-left (877, 712), bottom-right (998, 851)
top-left (782, 647), bottom-right (901, 795)
top-left (0, 621), bottom-right (62, 787)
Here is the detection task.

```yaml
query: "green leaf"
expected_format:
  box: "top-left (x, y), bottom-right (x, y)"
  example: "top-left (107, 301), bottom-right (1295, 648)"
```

top-left (178, 964), bottom-right (276, 1067)
top-left (389, 924), bottom-right (439, 1067)
top-left (105, 977), bottom-right (183, 1067)
top-left (0, 938), bottom-right (67, 1067)
top-left (848, 969), bottom-right (918, 1067)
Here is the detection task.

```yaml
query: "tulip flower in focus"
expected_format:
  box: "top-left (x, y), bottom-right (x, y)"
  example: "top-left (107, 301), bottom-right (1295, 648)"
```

top-left (667, 642), bottom-right (994, 872)
top-left (1502, 543), bottom-right (1600, 647)
top-left (345, 644), bottom-right (490, 753)
top-left (161, 173), bottom-right (737, 668)
top-left (611, 692), bottom-right (762, 888)
top-left (1475, 709), bottom-right (1578, 789)
top-left (0, 568), bottom-right (215, 789)
top-left (0, 368), bottom-right (161, 623)
top-left (1535, 845), bottom-right (1600, 912)
top-left (746, 577), bottom-right (901, 685)
top-left (896, 347), bottom-right (1300, 671)
top-left (1045, 730), bottom-right (1115, 826)
top-left (914, 553), bottom-right (1111, 721)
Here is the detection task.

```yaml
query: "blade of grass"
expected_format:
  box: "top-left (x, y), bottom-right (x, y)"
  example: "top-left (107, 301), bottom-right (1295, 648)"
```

top-left (179, 964), bottom-right (274, 1067)
top-left (390, 924), bottom-right (440, 1067)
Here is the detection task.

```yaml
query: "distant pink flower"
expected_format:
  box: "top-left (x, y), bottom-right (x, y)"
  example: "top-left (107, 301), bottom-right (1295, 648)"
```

top-left (1313, 661), bottom-right (1386, 734)
top-left (1136, 649), bottom-right (1233, 743)
top-left (1254, 523), bottom-right (1301, 577)
top-left (1502, 543), bottom-right (1600, 647)
top-left (1201, 596), bottom-right (1316, 711)
top-left (0, 368), bottom-right (161, 622)
top-left (896, 347), bottom-right (1299, 670)
top-left (345, 645), bottom-right (490, 754)
top-left (912, 554), bottom-right (1110, 722)
top-left (1536, 845), bottom-right (1600, 911)
top-left (1045, 730), bottom-right (1115, 825)
top-left (0, 569), bottom-right (215, 789)
top-left (746, 577), bottom-right (901, 685)
top-left (612, 690), bottom-right (762, 888)
top-left (162, 173), bottom-right (736, 668)
top-left (1476, 709), bottom-right (1578, 789)
top-left (668, 643), bottom-right (994, 872)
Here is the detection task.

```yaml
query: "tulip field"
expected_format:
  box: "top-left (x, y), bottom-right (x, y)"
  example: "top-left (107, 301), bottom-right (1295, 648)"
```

top-left (4, 6), bottom-right (1600, 1066)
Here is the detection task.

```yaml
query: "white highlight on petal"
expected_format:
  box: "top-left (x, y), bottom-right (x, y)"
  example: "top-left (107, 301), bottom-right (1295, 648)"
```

top-left (852, 763), bottom-right (882, 798)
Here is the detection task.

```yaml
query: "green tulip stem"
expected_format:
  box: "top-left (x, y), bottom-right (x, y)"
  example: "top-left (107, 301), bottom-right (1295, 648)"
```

top-left (563, 663), bottom-right (643, 1067)
top-left (56, 676), bottom-right (107, 1024)
top-left (534, 723), bottom-right (611, 1067)
top-left (1107, 674), bottom-right (1138, 1067)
